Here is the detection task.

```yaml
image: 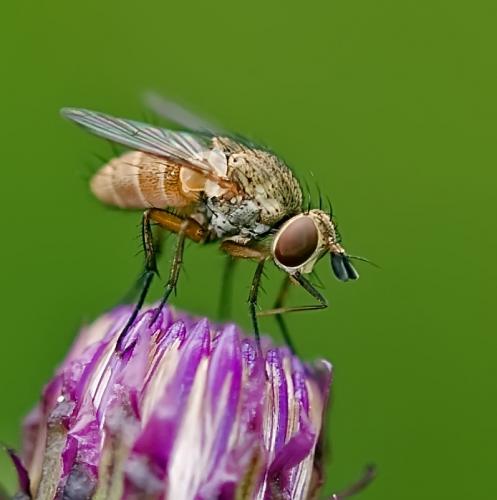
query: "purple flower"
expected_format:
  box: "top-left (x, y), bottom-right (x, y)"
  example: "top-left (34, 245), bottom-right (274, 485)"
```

top-left (11, 305), bottom-right (333, 499)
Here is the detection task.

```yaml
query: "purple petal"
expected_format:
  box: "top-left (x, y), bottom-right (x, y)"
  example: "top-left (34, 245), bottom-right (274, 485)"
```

top-left (265, 349), bottom-right (289, 456)
top-left (7, 448), bottom-right (30, 495)
top-left (20, 305), bottom-right (332, 499)
top-left (128, 318), bottom-right (211, 482)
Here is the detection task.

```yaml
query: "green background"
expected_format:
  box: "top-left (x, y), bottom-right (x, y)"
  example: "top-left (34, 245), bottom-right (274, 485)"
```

top-left (0, 1), bottom-right (495, 498)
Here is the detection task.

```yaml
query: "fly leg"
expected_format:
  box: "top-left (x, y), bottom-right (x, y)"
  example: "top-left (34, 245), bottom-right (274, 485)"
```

top-left (117, 210), bottom-right (208, 350)
top-left (271, 275), bottom-right (298, 354)
top-left (149, 209), bottom-right (206, 243)
top-left (119, 272), bottom-right (152, 306)
top-left (248, 259), bottom-right (266, 359)
top-left (257, 271), bottom-right (328, 322)
top-left (117, 209), bottom-right (159, 350)
top-left (147, 210), bottom-right (209, 325)
top-left (329, 465), bottom-right (376, 499)
top-left (221, 241), bottom-right (327, 352)
top-left (218, 257), bottom-right (237, 320)
top-left (149, 230), bottom-right (186, 326)
top-left (220, 241), bottom-right (270, 357)
top-left (119, 226), bottom-right (165, 305)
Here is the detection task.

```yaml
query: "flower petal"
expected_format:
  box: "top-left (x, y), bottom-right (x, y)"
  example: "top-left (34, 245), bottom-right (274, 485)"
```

top-left (20, 305), bottom-right (332, 500)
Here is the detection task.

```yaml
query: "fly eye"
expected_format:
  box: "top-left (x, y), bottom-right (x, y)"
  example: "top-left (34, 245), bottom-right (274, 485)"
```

top-left (274, 216), bottom-right (319, 268)
top-left (331, 253), bottom-right (359, 281)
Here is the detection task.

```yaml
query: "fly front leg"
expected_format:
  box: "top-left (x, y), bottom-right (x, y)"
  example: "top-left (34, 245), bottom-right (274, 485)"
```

top-left (257, 272), bottom-right (328, 317)
top-left (220, 240), bottom-right (270, 357)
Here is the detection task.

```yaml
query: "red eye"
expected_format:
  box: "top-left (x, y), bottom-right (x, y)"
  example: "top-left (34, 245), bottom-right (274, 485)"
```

top-left (274, 216), bottom-right (319, 268)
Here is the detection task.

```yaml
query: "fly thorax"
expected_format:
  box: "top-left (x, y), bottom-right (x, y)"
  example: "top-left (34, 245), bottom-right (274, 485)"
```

top-left (227, 150), bottom-right (301, 225)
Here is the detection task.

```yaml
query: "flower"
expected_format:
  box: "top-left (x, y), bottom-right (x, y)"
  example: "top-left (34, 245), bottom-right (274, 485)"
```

top-left (9, 305), bottom-right (332, 499)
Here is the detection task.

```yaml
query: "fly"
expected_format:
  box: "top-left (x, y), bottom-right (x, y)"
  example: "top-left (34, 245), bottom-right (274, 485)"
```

top-left (61, 97), bottom-right (362, 354)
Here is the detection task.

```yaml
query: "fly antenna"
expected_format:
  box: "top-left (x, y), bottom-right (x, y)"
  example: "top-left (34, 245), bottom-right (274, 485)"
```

top-left (346, 254), bottom-right (380, 269)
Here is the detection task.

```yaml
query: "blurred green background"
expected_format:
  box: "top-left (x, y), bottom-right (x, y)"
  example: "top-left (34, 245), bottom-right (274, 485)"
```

top-left (1, 1), bottom-right (496, 498)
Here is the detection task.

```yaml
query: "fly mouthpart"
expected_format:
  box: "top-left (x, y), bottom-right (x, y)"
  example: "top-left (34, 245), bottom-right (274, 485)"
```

top-left (331, 252), bottom-right (360, 282)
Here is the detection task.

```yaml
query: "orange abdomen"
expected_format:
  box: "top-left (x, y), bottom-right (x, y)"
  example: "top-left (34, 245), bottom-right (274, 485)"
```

top-left (90, 151), bottom-right (198, 209)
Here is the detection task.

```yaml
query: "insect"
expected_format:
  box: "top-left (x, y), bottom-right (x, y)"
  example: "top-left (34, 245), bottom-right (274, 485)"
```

top-left (61, 97), bottom-right (361, 353)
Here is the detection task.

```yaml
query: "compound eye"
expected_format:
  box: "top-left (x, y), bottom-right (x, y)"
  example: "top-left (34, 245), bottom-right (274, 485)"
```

top-left (274, 216), bottom-right (319, 268)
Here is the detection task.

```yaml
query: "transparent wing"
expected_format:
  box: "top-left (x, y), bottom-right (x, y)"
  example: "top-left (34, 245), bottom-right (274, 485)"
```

top-left (61, 107), bottom-right (214, 168)
top-left (143, 91), bottom-right (225, 134)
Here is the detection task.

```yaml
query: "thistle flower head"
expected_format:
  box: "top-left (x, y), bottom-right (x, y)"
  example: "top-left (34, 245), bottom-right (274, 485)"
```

top-left (10, 306), bottom-right (332, 499)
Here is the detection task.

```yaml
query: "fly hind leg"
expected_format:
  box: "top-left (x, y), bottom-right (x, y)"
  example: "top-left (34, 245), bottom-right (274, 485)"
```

top-left (117, 209), bottom-right (159, 351)
top-left (148, 209), bottom-right (208, 325)
top-left (120, 224), bottom-right (165, 305)
top-left (117, 209), bottom-right (207, 351)
top-left (149, 230), bottom-right (185, 326)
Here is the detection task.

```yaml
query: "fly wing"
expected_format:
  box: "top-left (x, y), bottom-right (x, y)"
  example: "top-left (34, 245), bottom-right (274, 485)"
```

top-left (61, 107), bottom-right (227, 181)
top-left (143, 91), bottom-right (225, 135)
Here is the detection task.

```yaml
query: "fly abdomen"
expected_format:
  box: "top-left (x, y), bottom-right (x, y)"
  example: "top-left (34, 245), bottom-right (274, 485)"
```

top-left (90, 151), bottom-right (198, 209)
